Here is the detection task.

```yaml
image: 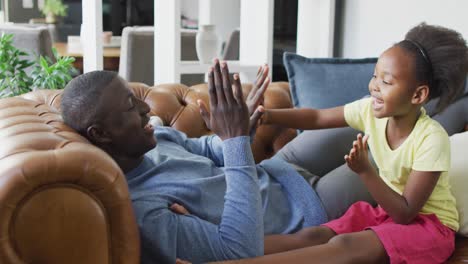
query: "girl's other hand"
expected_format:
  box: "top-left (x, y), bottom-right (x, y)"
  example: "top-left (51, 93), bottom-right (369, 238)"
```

top-left (344, 133), bottom-right (373, 174)
top-left (246, 64), bottom-right (270, 116)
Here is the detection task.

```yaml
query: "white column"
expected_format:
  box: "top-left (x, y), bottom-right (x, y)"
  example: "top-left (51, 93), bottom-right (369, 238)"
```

top-left (154, 0), bottom-right (181, 84)
top-left (198, 0), bottom-right (213, 25)
top-left (82, 0), bottom-right (103, 72)
top-left (2, 0), bottom-right (9, 22)
top-left (199, 0), bottom-right (240, 44)
top-left (239, 0), bottom-right (274, 81)
top-left (296, 0), bottom-right (335, 58)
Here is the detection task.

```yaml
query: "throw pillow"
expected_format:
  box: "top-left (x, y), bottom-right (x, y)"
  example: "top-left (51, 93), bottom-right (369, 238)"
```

top-left (283, 52), bottom-right (377, 109)
top-left (448, 131), bottom-right (468, 236)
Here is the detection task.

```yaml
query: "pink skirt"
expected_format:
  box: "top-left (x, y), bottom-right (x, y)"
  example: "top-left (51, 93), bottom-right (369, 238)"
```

top-left (322, 201), bottom-right (455, 264)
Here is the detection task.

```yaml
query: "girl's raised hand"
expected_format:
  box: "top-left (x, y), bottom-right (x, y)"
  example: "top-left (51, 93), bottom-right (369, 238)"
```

top-left (246, 64), bottom-right (270, 116)
top-left (344, 133), bottom-right (372, 174)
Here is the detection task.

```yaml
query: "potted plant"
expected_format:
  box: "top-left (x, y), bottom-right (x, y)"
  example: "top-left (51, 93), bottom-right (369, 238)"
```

top-left (40, 0), bottom-right (68, 24)
top-left (0, 34), bottom-right (34, 97)
top-left (0, 33), bottom-right (75, 98)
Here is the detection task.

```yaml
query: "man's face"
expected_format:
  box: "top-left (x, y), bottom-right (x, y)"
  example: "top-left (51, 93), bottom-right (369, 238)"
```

top-left (95, 77), bottom-right (156, 159)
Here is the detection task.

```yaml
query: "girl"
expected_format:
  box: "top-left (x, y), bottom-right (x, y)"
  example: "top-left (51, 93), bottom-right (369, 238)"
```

top-left (226, 23), bottom-right (468, 264)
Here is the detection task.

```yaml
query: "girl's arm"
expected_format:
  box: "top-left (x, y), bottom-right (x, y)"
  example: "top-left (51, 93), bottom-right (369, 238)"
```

top-left (361, 169), bottom-right (440, 224)
top-left (346, 134), bottom-right (440, 224)
top-left (261, 106), bottom-right (348, 130)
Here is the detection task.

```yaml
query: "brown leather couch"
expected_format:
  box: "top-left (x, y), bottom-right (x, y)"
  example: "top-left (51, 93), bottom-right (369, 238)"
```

top-left (0, 82), bottom-right (466, 263)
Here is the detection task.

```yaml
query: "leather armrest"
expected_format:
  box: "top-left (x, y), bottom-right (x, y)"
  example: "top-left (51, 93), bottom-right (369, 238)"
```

top-left (0, 97), bottom-right (139, 264)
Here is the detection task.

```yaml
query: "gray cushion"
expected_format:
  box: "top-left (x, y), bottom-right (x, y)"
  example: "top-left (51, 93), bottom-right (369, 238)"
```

top-left (222, 29), bottom-right (239, 60)
top-left (119, 26), bottom-right (200, 86)
top-left (119, 26), bottom-right (155, 86)
top-left (283, 52), bottom-right (377, 109)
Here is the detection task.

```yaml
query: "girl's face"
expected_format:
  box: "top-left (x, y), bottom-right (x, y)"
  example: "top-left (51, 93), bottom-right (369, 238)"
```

top-left (368, 45), bottom-right (420, 119)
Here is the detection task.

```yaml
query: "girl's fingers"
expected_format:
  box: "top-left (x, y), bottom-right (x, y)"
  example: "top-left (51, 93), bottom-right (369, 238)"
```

top-left (344, 155), bottom-right (353, 167)
top-left (256, 65), bottom-right (263, 78)
top-left (357, 133), bottom-right (363, 151)
top-left (348, 148), bottom-right (355, 161)
top-left (352, 141), bottom-right (359, 157)
top-left (249, 106), bottom-right (264, 127)
top-left (362, 134), bottom-right (370, 148)
top-left (255, 65), bottom-right (269, 88)
top-left (254, 77), bottom-right (270, 104)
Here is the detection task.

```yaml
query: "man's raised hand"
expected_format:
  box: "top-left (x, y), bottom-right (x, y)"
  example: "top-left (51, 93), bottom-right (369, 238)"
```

top-left (198, 59), bottom-right (250, 141)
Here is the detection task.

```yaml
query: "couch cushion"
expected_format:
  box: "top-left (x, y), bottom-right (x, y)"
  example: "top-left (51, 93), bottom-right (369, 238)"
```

top-left (449, 131), bottom-right (468, 237)
top-left (283, 52), bottom-right (377, 109)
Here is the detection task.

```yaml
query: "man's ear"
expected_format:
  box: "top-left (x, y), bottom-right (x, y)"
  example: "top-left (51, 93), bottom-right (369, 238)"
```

top-left (412, 85), bottom-right (429, 105)
top-left (86, 124), bottom-right (112, 144)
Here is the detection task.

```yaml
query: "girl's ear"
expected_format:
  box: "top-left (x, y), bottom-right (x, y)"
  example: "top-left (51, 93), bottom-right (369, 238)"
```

top-left (87, 124), bottom-right (112, 144)
top-left (412, 85), bottom-right (430, 105)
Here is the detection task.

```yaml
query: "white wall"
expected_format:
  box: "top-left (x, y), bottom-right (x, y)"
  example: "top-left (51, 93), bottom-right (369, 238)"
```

top-left (339, 0), bottom-right (468, 58)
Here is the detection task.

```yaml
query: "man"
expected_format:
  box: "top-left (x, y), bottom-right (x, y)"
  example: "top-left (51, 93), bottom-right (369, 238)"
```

top-left (61, 60), bottom-right (373, 263)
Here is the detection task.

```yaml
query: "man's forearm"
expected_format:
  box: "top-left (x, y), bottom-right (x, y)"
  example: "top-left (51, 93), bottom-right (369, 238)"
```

top-left (220, 136), bottom-right (264, 257)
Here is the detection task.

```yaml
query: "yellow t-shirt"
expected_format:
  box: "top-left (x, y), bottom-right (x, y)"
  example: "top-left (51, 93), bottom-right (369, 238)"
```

top-left (344, 98), bottom-right (459, 231)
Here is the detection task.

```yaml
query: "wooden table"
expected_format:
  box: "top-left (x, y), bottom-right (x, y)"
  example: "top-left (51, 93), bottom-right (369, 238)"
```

top-left (53, 42), bottom-right (120, 73)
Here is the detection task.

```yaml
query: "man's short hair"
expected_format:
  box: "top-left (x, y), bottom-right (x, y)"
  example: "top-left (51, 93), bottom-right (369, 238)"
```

top-left (61, 70), bottom-right (118, 136)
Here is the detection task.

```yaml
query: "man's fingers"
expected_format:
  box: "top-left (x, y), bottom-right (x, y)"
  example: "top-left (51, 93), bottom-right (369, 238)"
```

top-left (233, 74), bottom-right (244, 103)
top-left (197, 100), bottom-right (211, 129)
top-left (221, 61), bottom-right (235, 104)
top-left (213, 59), bottom-right (226, 104)
top-left (207, 67), bottom-right (217, 106)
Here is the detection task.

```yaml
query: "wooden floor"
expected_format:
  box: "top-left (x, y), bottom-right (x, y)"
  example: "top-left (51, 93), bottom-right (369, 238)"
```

top-left (446, 237), bottom-right (468, 263)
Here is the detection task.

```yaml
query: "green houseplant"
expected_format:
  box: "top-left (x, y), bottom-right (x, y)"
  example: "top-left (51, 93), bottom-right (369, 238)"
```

top-left (31, 50), bottom-right (75, 90)
top-left (40, 0), bottom-right (68, 23)
top-left (0, 34), bottom-right (34, 97)
top-left (0, 33), bottom-right (75, 98)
